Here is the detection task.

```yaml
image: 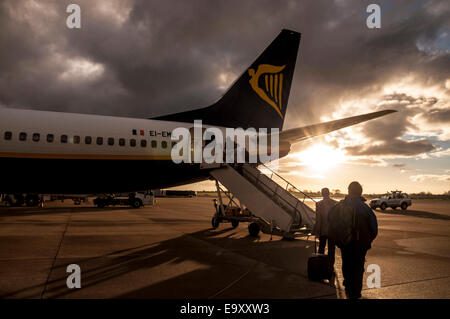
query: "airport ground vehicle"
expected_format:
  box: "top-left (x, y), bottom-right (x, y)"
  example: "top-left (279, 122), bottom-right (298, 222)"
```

top-left (154, 190), bottom-right (196, 197)
top-left (211, 198), bottom-right (253, 231)
top-left (370, 191), bottom-right (412, 211)
top-left (93, 191), bottom-right (154, 208)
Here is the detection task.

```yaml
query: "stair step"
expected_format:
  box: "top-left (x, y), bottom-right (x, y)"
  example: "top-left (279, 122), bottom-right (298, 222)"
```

top-left (209, 163), bottom-right (316, 233)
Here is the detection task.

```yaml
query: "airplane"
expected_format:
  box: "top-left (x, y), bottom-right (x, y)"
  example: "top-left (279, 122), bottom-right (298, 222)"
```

top-left (0, 29), bottom-right (395, 197)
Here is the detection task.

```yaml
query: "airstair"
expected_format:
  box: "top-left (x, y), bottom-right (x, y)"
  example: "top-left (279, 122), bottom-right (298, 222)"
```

top-left (208, 163), bottom-right (316, 238)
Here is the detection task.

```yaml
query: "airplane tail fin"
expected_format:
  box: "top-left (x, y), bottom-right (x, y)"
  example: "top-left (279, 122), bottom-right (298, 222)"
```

top-left (152, 29), bottom-right (301, 130)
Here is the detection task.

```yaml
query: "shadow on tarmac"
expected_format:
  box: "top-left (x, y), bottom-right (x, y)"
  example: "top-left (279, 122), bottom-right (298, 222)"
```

top-left (1, 227), bottom-right (336, 299)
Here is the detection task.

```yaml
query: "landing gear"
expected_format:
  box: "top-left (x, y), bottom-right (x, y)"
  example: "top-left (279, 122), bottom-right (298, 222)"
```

top-left (231, 220), bottom-right (239, 229)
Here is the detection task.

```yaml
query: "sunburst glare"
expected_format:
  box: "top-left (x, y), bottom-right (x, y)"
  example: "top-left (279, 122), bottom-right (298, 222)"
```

top-left (294, 143), bottom-right (346, 172)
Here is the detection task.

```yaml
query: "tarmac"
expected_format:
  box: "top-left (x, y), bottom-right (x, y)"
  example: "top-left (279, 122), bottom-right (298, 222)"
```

top-left (0, 197), bottom-right (449, 299)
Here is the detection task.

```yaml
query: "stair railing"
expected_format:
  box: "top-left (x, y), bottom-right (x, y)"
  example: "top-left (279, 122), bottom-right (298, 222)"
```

top-left (258, 163), bottom-right (317, 204)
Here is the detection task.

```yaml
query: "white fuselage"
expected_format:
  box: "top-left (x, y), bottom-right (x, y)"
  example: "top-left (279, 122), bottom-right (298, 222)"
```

top-left (0, 107), bottom-right (224, 194)
top-left (0, 108), bottom-right (191, 160)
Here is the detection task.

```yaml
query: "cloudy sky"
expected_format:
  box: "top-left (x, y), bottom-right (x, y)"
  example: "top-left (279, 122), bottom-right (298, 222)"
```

top-left (0, 0), bottom-right (449, 194)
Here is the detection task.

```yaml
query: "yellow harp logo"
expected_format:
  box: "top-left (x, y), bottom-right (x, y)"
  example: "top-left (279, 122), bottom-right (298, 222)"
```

top-left (248, 64), bottom-right (286, 119)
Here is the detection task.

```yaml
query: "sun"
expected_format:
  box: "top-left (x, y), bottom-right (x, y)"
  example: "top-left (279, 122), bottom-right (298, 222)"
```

top-left (295, 143), bottom-right (346, 172)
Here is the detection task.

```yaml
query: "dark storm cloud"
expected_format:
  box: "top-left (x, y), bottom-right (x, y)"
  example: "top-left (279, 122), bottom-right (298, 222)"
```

top-left (426, 108), bottom-right (450, 123)
top-left (362, 93), bottom-right (430, 140)
top-left (339, 92), bottom-right (445, 156)
top-left (345, 138), bottom-right (435, 156)
top-left (0, 0), bottom-right (449, 153)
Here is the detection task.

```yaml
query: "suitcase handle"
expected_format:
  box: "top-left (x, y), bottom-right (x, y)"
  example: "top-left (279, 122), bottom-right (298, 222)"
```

top-left (314, 236), bottom-right (317, 254)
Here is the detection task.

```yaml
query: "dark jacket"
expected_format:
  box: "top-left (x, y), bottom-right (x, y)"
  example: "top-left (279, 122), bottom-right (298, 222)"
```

top-left (313, 197), bottom-right (337, 236)
top-left (332, 195), bottom-right (378, 249)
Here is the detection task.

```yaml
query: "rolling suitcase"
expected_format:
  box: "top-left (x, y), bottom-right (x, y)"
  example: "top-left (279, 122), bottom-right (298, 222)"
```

top-left (307, 237), bottom-right (333, 281)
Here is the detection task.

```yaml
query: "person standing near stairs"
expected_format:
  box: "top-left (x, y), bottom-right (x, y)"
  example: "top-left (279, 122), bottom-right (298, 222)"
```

top-left (328, 181), bottom-right (378, 299)
top-left (313, 188), bottom-right (337, 268)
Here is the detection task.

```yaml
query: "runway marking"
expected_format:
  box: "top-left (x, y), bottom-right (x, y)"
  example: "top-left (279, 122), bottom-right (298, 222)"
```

top-left (363, 274), bottom-right (450, 291)
top-left (207, 267), bottom-right (255, 299)
top-left (40, 210), bottom-right (73, 299)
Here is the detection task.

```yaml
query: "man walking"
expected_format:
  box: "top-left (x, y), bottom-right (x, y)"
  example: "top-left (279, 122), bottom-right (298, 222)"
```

top-left (313, 188), bottom-right (337, 269)
top-left (329, 181), bottom-right (378, 299)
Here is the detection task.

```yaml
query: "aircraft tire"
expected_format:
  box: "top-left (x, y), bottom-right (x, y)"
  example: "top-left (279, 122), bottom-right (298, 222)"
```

top-left (211, 217), bottom-right (220, 229)
top-left (248, 222), bottom-right (260, 237)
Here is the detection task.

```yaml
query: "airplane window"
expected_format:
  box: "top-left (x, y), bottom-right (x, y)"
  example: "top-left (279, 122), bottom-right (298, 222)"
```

top-left (32, 133), bottom-right (40, 142)
top-left (162, 141), bottom-right (167, 148)
top-left (108, 137), bottom-right (114, 146)
top-left (73, 136), bottom-right (81, 144)
top-left (47, 134), bottom-right (54, 143)
top-left (85, 136), bottom-right (92, 145)
top-left (141, 139), bottom-right (147, 147)
top-left (130, 139), bottom-right (136, 147)
top-left (96, 137), bottom-right (103, 145)
top-left (19, 132), bottom-right (27, 141)
top-left (61, 135), bottom-right (68, 143)
top-left (4, 131), bottom-right (12, 140)
top-left (119, 138), bottom-right (125, 146)
top-left (151, 140), bottom-right (157, 148)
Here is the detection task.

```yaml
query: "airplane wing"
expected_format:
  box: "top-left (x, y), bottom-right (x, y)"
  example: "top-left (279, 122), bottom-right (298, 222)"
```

top-left (278, 110), bottom-right (397, 143)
